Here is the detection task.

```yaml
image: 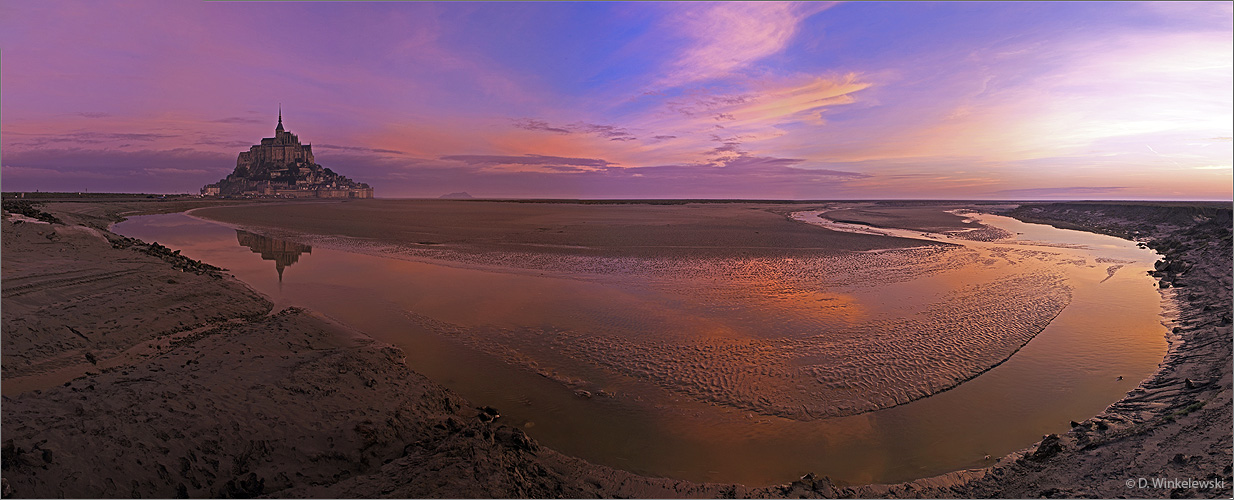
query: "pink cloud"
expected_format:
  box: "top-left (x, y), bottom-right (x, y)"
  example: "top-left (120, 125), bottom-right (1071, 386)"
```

top-left (653, 2), bottom-right (835, 88)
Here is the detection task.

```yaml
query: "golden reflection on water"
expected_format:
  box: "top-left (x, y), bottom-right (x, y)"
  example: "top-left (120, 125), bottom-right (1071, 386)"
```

top-left (114, 211), bottom-right (1168, 487)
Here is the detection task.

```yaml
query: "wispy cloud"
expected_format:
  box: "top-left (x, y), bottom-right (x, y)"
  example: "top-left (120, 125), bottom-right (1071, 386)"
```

top-left (688, 74), bottom-right (871, 128)
top-left (654, 2), bottom-right (835, 88)
top-left (209, 116), bottom-right (264, 125)
top-left (4, 131), bottom-right (179, 149)
top-left (513, 119), bottom-right (572, 134)
top-left (513, 119), bottom-right (637, 141)
top-left (366, 151), bottom-right (871, 198)
top-left (315, 144), bottom-right (408, 155)
top-left (440, 154), bottom-right (615, 172)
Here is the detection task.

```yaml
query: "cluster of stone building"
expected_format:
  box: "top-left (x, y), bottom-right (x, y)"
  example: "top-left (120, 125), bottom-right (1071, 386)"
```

top-left (201, 109), bottom-right (373, 198)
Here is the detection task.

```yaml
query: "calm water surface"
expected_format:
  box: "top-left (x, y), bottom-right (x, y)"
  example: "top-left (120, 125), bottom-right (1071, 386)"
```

top-left (114, 210), bottom-right (1168, 487)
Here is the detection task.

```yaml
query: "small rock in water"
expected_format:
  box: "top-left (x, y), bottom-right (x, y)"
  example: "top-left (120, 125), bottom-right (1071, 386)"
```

top-left (476, 406), bottom-right (501, 422)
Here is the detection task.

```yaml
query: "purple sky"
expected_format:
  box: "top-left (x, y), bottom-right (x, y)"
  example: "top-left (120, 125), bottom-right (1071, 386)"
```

top-left (2, 1), bottom-right (1231, 199)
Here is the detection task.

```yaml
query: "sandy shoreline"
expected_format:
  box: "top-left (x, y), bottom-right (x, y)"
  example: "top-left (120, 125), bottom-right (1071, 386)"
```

top-left (185, 204), bottom-right (1082, 426)
top-left (2, 199), bottom-right (1229, 498)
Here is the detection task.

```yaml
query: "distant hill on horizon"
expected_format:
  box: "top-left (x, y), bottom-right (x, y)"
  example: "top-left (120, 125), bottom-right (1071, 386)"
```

top-left (439, 192), bottom-right (474, 199)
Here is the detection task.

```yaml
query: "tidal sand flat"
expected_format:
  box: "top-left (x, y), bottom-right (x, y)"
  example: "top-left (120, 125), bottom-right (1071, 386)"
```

top-left (133, 199), bottom-right (1170, 486)
top-left (190, 202), bottom-right (1072, 420)
top-left (3, 199), bottom-right (1225, 498)
top-left (0, 199), bottom-right (753, 499)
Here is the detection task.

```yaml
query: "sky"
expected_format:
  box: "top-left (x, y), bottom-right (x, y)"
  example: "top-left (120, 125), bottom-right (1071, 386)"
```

top-left (1, 1), bottom-right (1231, 200)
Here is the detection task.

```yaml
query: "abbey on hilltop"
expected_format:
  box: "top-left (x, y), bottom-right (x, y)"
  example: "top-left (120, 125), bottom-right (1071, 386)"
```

top-left (201, 108), bottom-right (373, 198)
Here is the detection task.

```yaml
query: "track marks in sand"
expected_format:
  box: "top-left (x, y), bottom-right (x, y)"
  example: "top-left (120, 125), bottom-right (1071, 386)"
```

top-left (1, 269), bottom-right (143, 298)
top-left (1, 219), bottom-right (270, 385)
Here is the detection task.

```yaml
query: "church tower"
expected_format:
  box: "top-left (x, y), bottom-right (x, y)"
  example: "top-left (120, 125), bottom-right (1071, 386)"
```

top-left (202, 106), bottom-right (373, 198)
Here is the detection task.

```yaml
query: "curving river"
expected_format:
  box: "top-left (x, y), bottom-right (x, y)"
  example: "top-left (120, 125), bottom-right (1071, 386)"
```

top-left (114, 206), bottom-right (1168, 487)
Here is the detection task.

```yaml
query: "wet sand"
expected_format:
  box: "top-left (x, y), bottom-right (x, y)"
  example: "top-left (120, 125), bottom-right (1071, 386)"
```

top-left (185, 201), bottom-right (1126, 431)
top-left (2, 199), bottom-right (1229, 498)
top-left (114, 206), bottom-right (1168, 486)
top-left (0, 200), bottom-right (753, 498)
top-left (193, 199), bottom-right (939, 258)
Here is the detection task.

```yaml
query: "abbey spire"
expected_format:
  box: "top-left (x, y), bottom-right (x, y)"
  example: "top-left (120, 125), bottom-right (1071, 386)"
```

top-left (200, 107), bottom-right (372, 198)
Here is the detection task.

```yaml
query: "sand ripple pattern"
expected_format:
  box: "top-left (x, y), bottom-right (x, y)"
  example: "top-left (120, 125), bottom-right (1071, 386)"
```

top-left (403, 272), bottom-right (1070, 420)
top-left (228, 226), bottom-right (1075, 420)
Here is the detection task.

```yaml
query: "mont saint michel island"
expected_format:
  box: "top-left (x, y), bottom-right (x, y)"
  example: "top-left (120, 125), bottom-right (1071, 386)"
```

top-left (201, 109), bottom-right (373, 199)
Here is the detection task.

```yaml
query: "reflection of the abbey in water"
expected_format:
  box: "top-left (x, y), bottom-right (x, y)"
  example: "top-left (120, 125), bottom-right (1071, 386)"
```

top-left (235, 230), bottom-right (312, 281)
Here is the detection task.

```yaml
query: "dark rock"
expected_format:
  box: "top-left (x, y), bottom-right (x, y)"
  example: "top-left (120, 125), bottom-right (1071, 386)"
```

top-left (1, 440), bottom-right (17, 470)
top-left (17, 452), bottom-right (42, 468)
top-left (476, 406), bottom-right (500, 422)
top-left (494, 426), bottom-right (538, 453)
top-left (782, 472), bottom-right (840, 498)
top-left (222, 472), bottom-right (264, 498)
top-left (1028, 434), bottom-right (1064, 461)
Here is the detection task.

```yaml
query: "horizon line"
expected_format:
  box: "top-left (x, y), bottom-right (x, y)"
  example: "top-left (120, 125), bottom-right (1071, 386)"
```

top-left (3, 191), bottom-right (1231, 204)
